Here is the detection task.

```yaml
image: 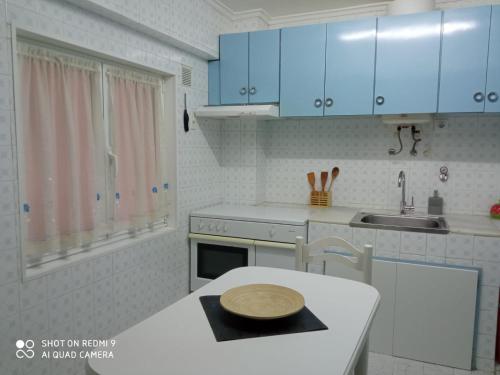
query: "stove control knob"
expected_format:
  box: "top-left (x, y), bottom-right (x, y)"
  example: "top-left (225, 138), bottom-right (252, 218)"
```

top-left (198, 221), bottom-right (205, 230)
top-left (216, 224), bottom-right (222, 232)
top-left (208, 223), bottom-right (215, 231)
top-left (269, 229), bottom-right (276, 238)
top-left (223, 225), bottom-right (228, 233)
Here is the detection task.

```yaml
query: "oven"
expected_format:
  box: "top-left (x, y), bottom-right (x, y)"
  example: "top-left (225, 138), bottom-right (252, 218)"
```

top-left (189, 234), bottom-right (256, 291)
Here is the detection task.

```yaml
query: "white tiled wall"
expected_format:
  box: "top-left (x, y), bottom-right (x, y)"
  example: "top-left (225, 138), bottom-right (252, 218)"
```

top-left (258, 116), bottom-right (500, 215)
top-left (309, 222), bottom-right (500, 372)
top-left (0, 1), bottom-right (231, 374)
top-left (221, 118), bottom-right (267, 205)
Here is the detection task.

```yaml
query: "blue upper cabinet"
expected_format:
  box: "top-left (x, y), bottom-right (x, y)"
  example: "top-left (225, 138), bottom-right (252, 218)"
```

top-left (485, 6), bottom-right (500, 113)
top-left (280, 24), bottom-right (327, 117)
top-left (208, 61), bottom-right (220, 106)
top-left (439, 6), bottom-right (491, 113)
top-left (220, 32), bottom-right (249, 105)
top-left (249, 29), bottom-right (280, 104)
top-left (324, 18), bottom-right (376, 116)
top-left (374, 11), bottom-right (441, 115)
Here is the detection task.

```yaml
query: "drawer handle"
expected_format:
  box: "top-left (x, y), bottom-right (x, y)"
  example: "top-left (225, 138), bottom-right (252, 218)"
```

top-left (473, 92), bottom-right (485, 103)
top-left (314, 98), bottom-right (323, 108)
top-left (487, 91), bottom-right (498, 103)
top-left (249, 87), bottom-right (256, 95)
top-left (375, 96), bottom-right (385, 105)
top-left (239, 87), bottom-right (247, 95)
top-left (325, 98), bottom-right (334, 107)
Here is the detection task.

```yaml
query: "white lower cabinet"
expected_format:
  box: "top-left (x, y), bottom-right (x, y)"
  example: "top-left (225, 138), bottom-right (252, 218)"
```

top-left (324, 255), bottom-right (478, 369)
top-left (255, 245), bottom-right (296, 270)
top-left (393, 262), bottom-right (478, 369)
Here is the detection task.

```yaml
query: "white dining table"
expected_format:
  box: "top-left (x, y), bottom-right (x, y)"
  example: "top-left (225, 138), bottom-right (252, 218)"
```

top-left (87, 266), bottom-right (380, 375)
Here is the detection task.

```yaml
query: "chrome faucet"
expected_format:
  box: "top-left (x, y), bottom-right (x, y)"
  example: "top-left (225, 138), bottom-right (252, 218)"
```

top-left (398, 171), bottom-right (414, 215)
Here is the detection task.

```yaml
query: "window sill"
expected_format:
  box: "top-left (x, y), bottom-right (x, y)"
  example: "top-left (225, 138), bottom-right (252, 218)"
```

top-left (24, 226), bottom-right (177, 281)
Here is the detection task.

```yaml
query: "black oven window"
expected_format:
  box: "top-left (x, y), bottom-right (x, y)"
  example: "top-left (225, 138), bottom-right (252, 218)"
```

top-left (197, 243), bottom-right (248, 280)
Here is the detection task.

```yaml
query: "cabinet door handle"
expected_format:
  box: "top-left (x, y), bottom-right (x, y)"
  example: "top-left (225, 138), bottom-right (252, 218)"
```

top-left (249, 87), bottom-right (256, 95)
top-left (375, 96), bottom-right (385, 105)
top-left (239, 87), bottom-right (247, 95)
top-left (487, 91), bottom-right (498, 103)
top-left (314, 98), bottom-right (323, 108)
top-left (473, 92), bottom-right (485, 103)
top-left (325, 98), bottom-right (334, 107)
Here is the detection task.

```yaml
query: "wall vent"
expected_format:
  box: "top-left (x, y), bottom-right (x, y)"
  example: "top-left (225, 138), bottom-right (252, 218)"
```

top-left (181, 65), bottom-right (192, 87)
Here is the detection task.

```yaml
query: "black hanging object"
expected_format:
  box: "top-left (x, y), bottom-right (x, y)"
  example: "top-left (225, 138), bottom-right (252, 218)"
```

top-left (183, 93), bottom-right (189, 132)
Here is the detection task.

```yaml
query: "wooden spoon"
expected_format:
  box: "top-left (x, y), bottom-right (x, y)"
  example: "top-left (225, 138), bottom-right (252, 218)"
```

top-left (328, 167), bottom-right (340, 192)
top-left (307, 172), bottom-right (316, 192)
top-left (320, 171), bottom-right (328, 192)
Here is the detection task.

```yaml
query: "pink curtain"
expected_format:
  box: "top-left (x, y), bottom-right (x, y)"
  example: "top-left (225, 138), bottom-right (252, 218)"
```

top-left (19, 46), bottom-right (104, 258)
top-left (108, 72), bottom-right (161, 229)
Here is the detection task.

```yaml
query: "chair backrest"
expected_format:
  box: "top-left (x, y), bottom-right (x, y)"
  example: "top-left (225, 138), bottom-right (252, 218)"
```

top-left (295, 236), bottom-right (373, 285)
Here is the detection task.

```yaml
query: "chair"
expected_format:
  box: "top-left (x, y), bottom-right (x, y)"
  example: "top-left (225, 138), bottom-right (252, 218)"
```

top-left (295, 236), bottom-right (373, 375)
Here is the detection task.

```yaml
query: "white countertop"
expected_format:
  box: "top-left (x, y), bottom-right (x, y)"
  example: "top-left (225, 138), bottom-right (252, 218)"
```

top-left (192, 203), bottom-right (500, 237)
top-left (260, 203), bottom-right (500, 237)
top-left (87, 267), bottom-right (380, 375)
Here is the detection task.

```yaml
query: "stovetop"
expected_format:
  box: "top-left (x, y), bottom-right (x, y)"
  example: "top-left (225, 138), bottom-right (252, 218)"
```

top-left (190, 204), bottom-right (309, 226)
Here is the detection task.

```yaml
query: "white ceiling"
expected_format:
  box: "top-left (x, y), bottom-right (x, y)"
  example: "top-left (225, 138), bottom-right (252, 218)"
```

top-left (217, 0), bottom-right (387, 17)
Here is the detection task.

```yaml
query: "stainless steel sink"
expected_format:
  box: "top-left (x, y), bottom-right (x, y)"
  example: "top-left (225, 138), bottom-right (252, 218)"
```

top-left (349, 212), bottom-right (449, 234)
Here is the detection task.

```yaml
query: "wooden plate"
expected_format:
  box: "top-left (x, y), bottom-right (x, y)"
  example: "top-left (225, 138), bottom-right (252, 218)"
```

top-left (220, 284), bottom-right (305, 320)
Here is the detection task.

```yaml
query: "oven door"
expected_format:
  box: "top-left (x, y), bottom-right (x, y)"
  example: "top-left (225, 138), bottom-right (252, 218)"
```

top-left (189, 234), bottom-right (256, 291)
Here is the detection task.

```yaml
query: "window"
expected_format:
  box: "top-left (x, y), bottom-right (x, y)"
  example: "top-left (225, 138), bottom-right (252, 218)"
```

top-left (15, 39), bottom-right (174, 267)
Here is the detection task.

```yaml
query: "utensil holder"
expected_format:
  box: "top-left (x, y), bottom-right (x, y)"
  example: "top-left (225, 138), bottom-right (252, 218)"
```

top-left (310, 191), bottom-right (332, 207)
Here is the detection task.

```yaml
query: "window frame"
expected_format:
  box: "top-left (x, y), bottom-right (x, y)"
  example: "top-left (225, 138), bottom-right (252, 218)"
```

top-left (11, 26), bottom-right (178, 278)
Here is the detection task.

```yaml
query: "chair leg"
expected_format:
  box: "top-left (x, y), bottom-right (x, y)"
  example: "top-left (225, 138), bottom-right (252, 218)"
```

top-left (355, 339), bottom-right (369, 375)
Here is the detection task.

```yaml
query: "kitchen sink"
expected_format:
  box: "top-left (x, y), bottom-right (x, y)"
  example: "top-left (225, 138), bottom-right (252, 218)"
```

top-left (349, 212), bottom-right (449, 234)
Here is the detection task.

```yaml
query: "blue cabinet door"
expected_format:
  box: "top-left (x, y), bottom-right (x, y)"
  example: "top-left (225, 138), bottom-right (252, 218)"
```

top-left (486, 6), bottom-right (500, 113)
top-left (374, 11), bottom-right (441, 114)
top-left (249, 29), bottom-right (280, 104)
top-left (439, 6), bottom-right (491, 113)
top-left (324, 18), bottom-right (376, 116)
top-left (280, 24), bottom-right (327, 117)
top-left (208, 60), bottom-right (220, 106)
top-left (220, 32), bottom-right (249, 104)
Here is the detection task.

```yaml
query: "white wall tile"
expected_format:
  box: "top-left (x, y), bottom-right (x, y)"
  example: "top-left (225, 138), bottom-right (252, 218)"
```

top-left (228, 117), bottom-right (500, 213)
top-left (477, 309), bottom-right (497, 335)
top-left (375, 229), bottom-right (401, 257)
top-left (20, 275), bottom-right (47, 310)
top-left (446, 234), bottom-right (474, 260)
top-left (47, 267), bottom-right (73, 298)
top-left (475, 334), bottom-right (496, 359)
top-left (479, 285), bottom-right (499, 310)
top-left (21, 301), bottom-right (48, 338)
top-left (473, 260), bottom-right (500, 287)
top-left (473, 236), bottom-right (500, 262)
top-left (352, 228), bottom-right (377, 249)
top-left (427, 234), bottom-right (447, 257)
top-left (401, 232), bottom-right (427, 255)
top-left (0, 247), bottom-right (18, 285)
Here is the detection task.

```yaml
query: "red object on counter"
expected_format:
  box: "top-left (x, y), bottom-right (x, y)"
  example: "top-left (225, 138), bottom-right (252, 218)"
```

top-left (491, 200), bottom-right (500, 219)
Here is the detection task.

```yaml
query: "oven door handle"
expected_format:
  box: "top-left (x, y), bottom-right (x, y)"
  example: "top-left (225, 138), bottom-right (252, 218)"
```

top-left (254, 240), bottom-right (296, 251)
top-left (188, 233), bottom-right (255, 246)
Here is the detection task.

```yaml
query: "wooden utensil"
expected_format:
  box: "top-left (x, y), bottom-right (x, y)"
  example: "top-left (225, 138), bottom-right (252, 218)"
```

top-left (328, 167), bottom-right (340, 192)
top-left (320, 171), bottom-right (328, 192)
top-left (220, 284), bottom-right (305, 320)
top-left (307, 172), bottom-right (316, 192)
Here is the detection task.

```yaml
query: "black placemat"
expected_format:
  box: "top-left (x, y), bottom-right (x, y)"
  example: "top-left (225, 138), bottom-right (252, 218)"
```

top-left (199, 295), bottom-right (328, 342)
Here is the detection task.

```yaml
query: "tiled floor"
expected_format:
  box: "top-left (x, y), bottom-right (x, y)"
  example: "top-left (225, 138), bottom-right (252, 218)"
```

top-left (368, 353), bottom-right (499, 375)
